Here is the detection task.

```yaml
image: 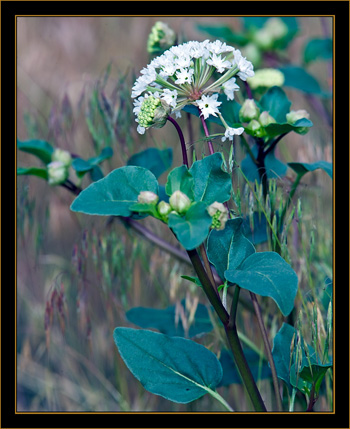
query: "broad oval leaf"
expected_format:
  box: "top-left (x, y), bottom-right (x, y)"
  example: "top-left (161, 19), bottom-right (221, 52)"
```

top-left (279, 66), bottom-right (330, 97)
top-left (303, 38), bottom-right (333, 64)
top-left (168, 202), bottom-right (212, 250)
top-left (70, 166), bottom-right (158, 217)
top-left (17, 139), bottom-right (54, 164)
top-left (224, 252), bottom-right (298, 316)
top-left (127, 147), bottom-right (172, 179)
top-left (271, 322), bottom-right (296, 389)
top-left (207, 218), bottom-right (255, 281)
top-left (189, 153), bottom-right (232, 205)
top-left (126, 300), bottom-right (213, 338)
top-left (17, 167), bottom-right (48, 180)
top-left (288, 161), bottom-right (332, 179)
top-left (165, 165), bottom-right (194, 200)
top-left (113, 327), bottom-right (223, 403)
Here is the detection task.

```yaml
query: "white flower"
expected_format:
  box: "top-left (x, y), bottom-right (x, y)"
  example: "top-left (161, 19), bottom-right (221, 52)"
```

top-left (206, 53), bottom-right (232, 73)
top-left (222, 77), bottom-right (240, 100)
top-left (196, 93), bottom-right (222, 119)
top-left (138, 191), bottom-right (159, 205)
top-left (221, 126), bottom-right (244, 142)
top-left (233, 51), bottom-right (255, 81)
top-left (161, 88), bottom-right (178, 108)
top-left (175, 68), bottom-right (194, 85)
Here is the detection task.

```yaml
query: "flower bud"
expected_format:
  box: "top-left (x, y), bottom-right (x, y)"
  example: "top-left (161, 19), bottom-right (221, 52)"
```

top-left (286, 109), bottom-right (310, 124)
top-left (169, 190), bottom-right (191, 214)
top-left (239, 99), bottom-right (260, 122)
top-left (147, 21), bottom-right (176, 54)
top-left (47, 161), bottom-right (69, 186)
top-left (137, 96), bottom-right (171, 131)
top-left (52, 148), bottom-right (72, 167)
top-left (246, 119), bottom-right (266, 137)
top-left (258, 111), bottom-right (276, 127)
top-left (264, 18), bottom-right (288, 41)
top-left (157, 201), bottom-right (172, 219)
top-left (247, 68), bottom-right (285, 90)
top-left (207, 202), bottom-right (228, 230)
top-left (137, 191), bottom-right (159, 205)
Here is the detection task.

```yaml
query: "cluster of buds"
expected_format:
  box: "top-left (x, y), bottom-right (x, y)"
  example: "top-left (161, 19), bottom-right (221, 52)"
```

top-left (136, 95), bottom-right (171, 133)
top-left (147, 21), bottom-right (177, 55)
top-left (47, 148), bottom-right (72, 186)
top-left (247, 68), bottom-right (285, 90)
top-left (239, 99), bottom-right (276, 138)
top-left (207, 202), bottom-right (229, 230)
top-left (252, 18), bottom-right (289, 51)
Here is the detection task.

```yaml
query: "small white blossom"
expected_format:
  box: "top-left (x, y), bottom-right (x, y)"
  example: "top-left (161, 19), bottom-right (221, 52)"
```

top-left (175, 68), bottom-right (194, 85)
top-left (233, 51), bottom-right (255, 81)
top-left (206, 53), bottom-right (232, 73)
top-left (222, 77), bottom-right (240, 100)
top-left (221, 127), bottom-right (245, 142)
top-left (196, 93), bottom-right (222, 120)
top-left (161, 88), bottom-right (178, 108)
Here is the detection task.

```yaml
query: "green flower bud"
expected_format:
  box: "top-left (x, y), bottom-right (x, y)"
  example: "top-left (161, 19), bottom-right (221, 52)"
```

top-left (137, 96), bottom-right (171, 130)
top-left (138, 191), bottom-right (159, 205)
top-left (259, 111), bottom-right (276, 127)
top-left (247, 68), bottom-right (285, 90)
top-left (147, 21), bottom-right (176, 54)
top-left (207, 202), bottom-right (229, 231)
top-left (157, 200), bottom-right (172, 221)
top-left (286, 109), bottom-right (310, 124)
top-left (239, 99), bottom-right (260, 122)
top-left (52, 148), bottom-right (72, 167)
top-left (169, 190), bottom-right (191, 214)
top-left (246, 119), bottom-right (266, 138)
top-left (47, 161), bottom-right (69, 186)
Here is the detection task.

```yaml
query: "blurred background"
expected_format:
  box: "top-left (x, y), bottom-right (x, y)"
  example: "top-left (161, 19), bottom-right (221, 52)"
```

top-left (17, 16), bottom-right (333, 412)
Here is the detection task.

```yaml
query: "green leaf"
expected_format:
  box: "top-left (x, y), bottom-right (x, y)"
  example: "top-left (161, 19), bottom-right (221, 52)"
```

top-left (242, 212), bottom-right (268, 245)
top-left (126, 300), bottom-right (213, 338)
top-left (304, 38), bottom-right (333, 64)
top-left (224, 252), bottom-right (298, 316)
top-left (88, 146), bottom-right (113, 165)
top-left (264, 118), bottom-right (313, 137)
top-left (297, 362), bottom-right (332, 396)
top-left (113, 327), bottom-right (223, 403)
top-left (271, 323), bottom-right (296, 389)
top-left (72, 147), bottom-right (113, 179)
top-left (241, 144), bottom-right (287, 182)
top-left (127, 147), bottom-right (173, 179)
top-left (129, 202), bottom-right (162, 220)
top-left (165, 165), bottom-right (194, 200)
top-left (288, 161), bottom-right (332, 179)
top-left (259, 86), bottom-right (292, 123)
top-left (207, 218), bottom-right (255, 280)
top-left (70, 166), bottom-right (158, 217)
top-left (189, 153), bottom-right (232, 205)
top-left (168, 202), bottom-right (212, 250)
top-left (279, 66), bottom-right (330, 97)
top-left (72, 158), bottom-right (93, 173)
top-left (17, 167), bottom-right (48, 180)
top-left (17, 139), bottom-right (54, 164)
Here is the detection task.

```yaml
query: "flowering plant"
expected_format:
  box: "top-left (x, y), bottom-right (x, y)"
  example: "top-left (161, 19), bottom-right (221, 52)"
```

top-left (17, 20), bottom-right (333, 413)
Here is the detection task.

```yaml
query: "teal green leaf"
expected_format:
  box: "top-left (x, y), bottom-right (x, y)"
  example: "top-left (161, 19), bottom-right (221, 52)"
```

top-left (88, 146), bottom-right (113, 165)
top-left (279, 66), bottom-right (330, 97)
top-left (165, 165), bottom-right (194, 200)
top-left (224, 252), bottom-right (298, 316)
top-left (207, 218), bottom-right (255, 280)
top-left (129, 202), bottom-right (162, 220)
top-left (303, 38), bottom-right (333, 64)
top-left (72, 158), bottom-right (93, 173)
top-left (288, 161), bottom-right (332, 179)
top-left (259, 86), bottom-right (292, 124)
top-left (127, 147), bottom-right (173, 179)
top-left (72, 147), bottom-right (113, 179)
top-left (70, 166), bottom-right (158, 217)
top-left (296, 362), bottom-right (332, 396)
top-left (126, 300), bottom-right (213, 338)
top-left (271, 323), bottom-right (296, 388)
top-left (264, 118), bottom-right (313, 137)
top-left (189, 153), bottom-right (232, 205)
top-left (17, 167), bottom-right (48, 180)
top-left (17, 139), bottom-right (54, 164)
top-left (168, 202), bottom-right (212, 250)
top-left (113, 327), bottom-right (223, 403)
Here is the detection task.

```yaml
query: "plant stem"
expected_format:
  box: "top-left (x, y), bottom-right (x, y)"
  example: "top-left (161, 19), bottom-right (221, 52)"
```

top-left (198, 110), bottom-right (214, 155)
top-left (249, 292), bottom-right (283, 411)
top-left (167, 115), bottom-right (189, 167)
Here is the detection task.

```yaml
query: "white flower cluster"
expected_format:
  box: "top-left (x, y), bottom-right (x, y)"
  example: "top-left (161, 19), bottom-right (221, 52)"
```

top-left (132, 39), bottom-right (254, 138)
